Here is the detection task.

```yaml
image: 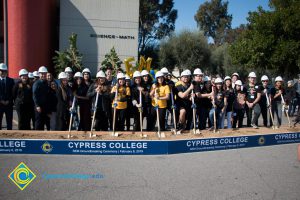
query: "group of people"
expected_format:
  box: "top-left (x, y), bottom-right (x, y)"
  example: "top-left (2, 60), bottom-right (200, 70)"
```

top-left (0, 62), bottom-right (299, 132)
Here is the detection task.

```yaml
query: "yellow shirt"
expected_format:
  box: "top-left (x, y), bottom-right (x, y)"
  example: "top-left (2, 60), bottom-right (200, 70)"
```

top-left (175, 80), bottom-right (182, 87)
top-left (151, 84), bottom-right (170, 108)
top-left (111, 86), bottom-right (131, 109)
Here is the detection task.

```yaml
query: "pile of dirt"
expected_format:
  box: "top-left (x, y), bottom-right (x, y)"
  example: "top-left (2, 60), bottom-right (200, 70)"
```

top-left (0, 125), bottom-right (299, 140)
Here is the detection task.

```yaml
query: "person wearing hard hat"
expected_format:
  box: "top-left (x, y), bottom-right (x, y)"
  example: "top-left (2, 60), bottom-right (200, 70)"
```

top-left (131, 71), bottom-right (146, 131)
top-left (209, 78), bottom-right (227, 131)
top-left (109, 72), bottom-right (131, 131)
top-left (28, 72), bottom-right (34, 83)
top-left (259, 75), bottom-right (272, 127)
top-left (149, 71), bottom-right (170, 131)
top-left (232, 80), bottom-right (247, 128)
top-left (285, 80), bottom-right (296, 117)
top-left (141, 70), bottom-right (153, 130)
top-left (55, 72), bottom-right (72, 130)
top-left (231, 72), bottom-right (239, 89)
top-left (164, 70), bottom-right (175, 130)
top-left (193, 68), bottom-right (204, 129)
top-left (245, 72), bottom-right (262, 129)
top-left (33, 71), bottom-right (40, 82)
top-left (64, 67), bottom-right (75, 89)
top-left (270, 76), bottom-right (285, 128)
top-left (175, 70), bottom-right (194, 131)
top-left (195, 76), bottom-right (213, 130)
top-left (124, 74), bottom-right (133, 131)
top-left (222, 76), bottom-right (235, 129)
top-left (82, 68), bottom-right (93, 87)
top-left (73, 72), bottom-right (90, 131)
top-left (0, 63), bottom-right (15, 130)
top-left (87, 70), bottom-right (111, 131)
top-left (32, 66), bottom-right (51, 130)
top-left (12, 69), bottom-right (34, 130)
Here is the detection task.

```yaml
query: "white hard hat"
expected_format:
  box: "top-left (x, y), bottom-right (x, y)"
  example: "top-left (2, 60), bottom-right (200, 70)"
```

top-left (19, 69), bottom-right (28, 76)
top-left (96, 70), bottom-right (105, 78)
top-left (231, 72), bottom-right (239, 77)
top-left (82, 68), bottom-right (91, 74)
top-left (181, 70), bottom-right (191, 77)
top-left (38, 66), bottom-right (48, 73)
top-left (117, 72), bottom-right (125, 79)
top-left (28, 72), bottom-right (34, 79)
top-left (0, 63), bottom-right (8, 70)
top-left (215, 77), bottom-right (223, 84)
top-left (160, 67), bottom-right (169, 74)
top-left (65, 67), bottom-right (73, 73)
top-left (133, 71), bottom-right (142, 78)
top-left (248, 72), bottom-right (256, 78)
top-left (74, 72), bottom-right (83, 78)
top-left (224, 76), bottom-right (231, 81)
top-left (125, 75), bottom-right (130, 80)
top-left (33, 71), bottom-right (39, 77)
top-left (261, 75), bottom-right (269, 81)
top-left (186, 69), bottom-right (192, 75)
top-left (141, 70), bottom-right (149, 76)
top-left (204, 76), bottom-right (211, 82)
top-left (235, 80), bottom-right (243, 86)
top-left (275, 76), bottom-right (283, 82)
top-left (155, 71), bottom-right (164, 78)
top-left (193, 68), bottom-right (203, 75)
top-left (58, 72), bottom-right (68, 79)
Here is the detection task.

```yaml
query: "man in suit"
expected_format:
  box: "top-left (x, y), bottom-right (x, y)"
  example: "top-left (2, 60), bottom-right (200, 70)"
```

top-left (0, 63), bottom-right (15, 130)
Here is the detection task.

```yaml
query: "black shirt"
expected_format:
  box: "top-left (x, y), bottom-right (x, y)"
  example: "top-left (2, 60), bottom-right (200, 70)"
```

top-left (215, 90), bottom-right (225, 109)
top-left (225, 88), bottom-right (235, 112)
top-left (176, 83), bottom-right (192, 109)
top-left (245, 84), bottom-right (262, 103)
top-left (270, 87), bottom-right (285, 102)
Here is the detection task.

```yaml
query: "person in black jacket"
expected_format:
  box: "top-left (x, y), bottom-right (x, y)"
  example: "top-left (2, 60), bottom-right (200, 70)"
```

top-left (0, 63), bottom-right (15, 130)
top-left (32, 66), bottom-right (51, 130)
top-left (13, 69), bottom-right (34, 130)
top-left (55, 72), bottom-right (72, 131)
top-left (87, 70), bottom-right (111, 131)
top-left (286, 80), bottom-right (296, 116)
top-left (125, 75), bottom-right (133, 130)
top-left (141, 70), bottom-right (153, 131)
top-left (48, 80), bottom-right (58, 130)
top-left (74, 72), bottom-right (91, 131)
top-left (131, 71), bottom-right (147, 131)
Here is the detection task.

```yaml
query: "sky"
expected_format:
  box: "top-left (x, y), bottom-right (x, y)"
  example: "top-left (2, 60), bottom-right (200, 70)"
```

top-left (174, 0), bottom-right (270, 32)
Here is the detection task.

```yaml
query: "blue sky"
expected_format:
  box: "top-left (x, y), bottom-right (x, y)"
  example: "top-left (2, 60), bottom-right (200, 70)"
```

top-left (174, 0), bottom-right (270, 32)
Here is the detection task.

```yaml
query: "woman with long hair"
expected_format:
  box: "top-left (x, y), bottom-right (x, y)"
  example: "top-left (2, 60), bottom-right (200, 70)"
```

top-left (56, 72), bottom-right (72, 130)
top-left (149, 71), bottom-right (170, 131)
top-left (13, 69), bottom-right (34, 130)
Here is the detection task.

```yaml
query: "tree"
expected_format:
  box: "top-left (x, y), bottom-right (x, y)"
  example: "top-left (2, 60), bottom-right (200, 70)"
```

top-left (139, 0), bottom-right (177, 54)
top-left (229, 0), bottom-right (300, 78)
top-left (194, 0), bottom-right (232, 45)
top-left (140, 43), bottom-right (160, 69)
top-left (159, 30), bottom-right (211, 72)
top-left (53, 33), bottom-right (83, 75)
top-left (100, 47), bottom-right (124, 75)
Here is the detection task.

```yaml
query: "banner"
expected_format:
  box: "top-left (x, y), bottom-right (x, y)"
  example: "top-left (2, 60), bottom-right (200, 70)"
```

top-left (0, 132), bottom-right (299, 155)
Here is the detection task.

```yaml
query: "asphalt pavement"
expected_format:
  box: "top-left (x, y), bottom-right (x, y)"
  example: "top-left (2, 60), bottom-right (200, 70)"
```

top-left (0, 143), bottom-right (299, 200)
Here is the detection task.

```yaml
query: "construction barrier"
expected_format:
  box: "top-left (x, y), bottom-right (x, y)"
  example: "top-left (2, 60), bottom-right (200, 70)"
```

top-left (0, 132), bottom-right (299, 155)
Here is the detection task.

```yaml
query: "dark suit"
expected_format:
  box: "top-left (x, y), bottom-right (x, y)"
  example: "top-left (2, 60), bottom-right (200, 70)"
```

top-left (0, 76), bottom-right (15, 130)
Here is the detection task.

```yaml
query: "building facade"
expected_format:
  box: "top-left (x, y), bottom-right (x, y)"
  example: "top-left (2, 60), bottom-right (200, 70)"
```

top-left (1, 0), bottom-right (139, 77)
